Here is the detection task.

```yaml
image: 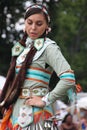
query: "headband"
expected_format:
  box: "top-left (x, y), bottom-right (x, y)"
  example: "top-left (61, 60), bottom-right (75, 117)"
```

top-left (25, 4), bottom-right (50, 23)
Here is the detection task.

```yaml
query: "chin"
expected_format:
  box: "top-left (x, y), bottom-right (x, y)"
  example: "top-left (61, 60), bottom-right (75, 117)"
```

top-left (30, 36), bottom-right (38, 40)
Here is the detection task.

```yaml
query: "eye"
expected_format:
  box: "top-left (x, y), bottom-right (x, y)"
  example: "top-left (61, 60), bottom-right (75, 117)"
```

top-left (27, 19), bottom-right (32, 25)
top-left (36, 21), bottom-right (43, 26)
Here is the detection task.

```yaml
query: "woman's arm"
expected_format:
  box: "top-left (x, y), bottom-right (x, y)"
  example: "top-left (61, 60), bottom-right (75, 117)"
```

top-left (59, 124), bottom-right (64, 130)
top-left (42, 43), bottom-right (75, 106)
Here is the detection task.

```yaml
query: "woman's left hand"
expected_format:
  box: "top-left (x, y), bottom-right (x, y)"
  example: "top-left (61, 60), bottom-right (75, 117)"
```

top-left (25, 96), bottom-right (46, 108)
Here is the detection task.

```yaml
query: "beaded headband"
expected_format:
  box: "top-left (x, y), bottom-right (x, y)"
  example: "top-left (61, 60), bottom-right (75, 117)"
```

top-left (25, 4), bottom-right (50, 23)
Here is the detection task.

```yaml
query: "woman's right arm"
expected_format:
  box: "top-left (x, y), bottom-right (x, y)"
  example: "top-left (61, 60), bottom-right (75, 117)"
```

top-left (59, 124), bottom-right (64, 130)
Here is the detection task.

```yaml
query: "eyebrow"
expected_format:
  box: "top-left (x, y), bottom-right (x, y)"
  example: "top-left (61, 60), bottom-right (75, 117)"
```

top-left (27, 18), bottom-right (44, 23)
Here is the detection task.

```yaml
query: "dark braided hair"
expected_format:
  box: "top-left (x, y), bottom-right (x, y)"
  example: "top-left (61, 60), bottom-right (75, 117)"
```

top-left (0, 4), bottom-right (49, 110)
top-left (62, 113), bottom-right (72, 123)
top-left (0, 32), bottom-right (37, 108)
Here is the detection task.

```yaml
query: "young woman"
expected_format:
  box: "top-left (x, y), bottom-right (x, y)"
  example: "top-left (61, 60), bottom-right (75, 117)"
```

top-left (59, 113), bottom-right (78, 130)
top-left (0, 4), bottom-right (75, 130)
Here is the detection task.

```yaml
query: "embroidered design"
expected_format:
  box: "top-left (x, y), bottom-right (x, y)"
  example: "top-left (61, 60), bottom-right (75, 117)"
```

top-left (26, 4), bottom-right (50, 23)
top-left (12, 42), bottom-right (24, 56)
top-left (34, 38), bottom-right (44, 51)
top-left (18, 105), bottom-right (33, 127)
top-left (22, 88), bottom-right (30, 97)
top-left (16, 48), bottom-right (30, 64)
top-left (16, 38), bottom-right (55, 64)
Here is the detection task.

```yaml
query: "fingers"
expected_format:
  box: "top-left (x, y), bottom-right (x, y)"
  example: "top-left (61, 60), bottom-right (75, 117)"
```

top-left (24, 98), bottom-right (32, 105)
top-left (24, 96), bottom-right (45, 107)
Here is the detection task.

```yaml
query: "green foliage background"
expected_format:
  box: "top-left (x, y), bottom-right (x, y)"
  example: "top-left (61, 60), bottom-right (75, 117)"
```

top-left (0, 0), bottom-right (87, 91)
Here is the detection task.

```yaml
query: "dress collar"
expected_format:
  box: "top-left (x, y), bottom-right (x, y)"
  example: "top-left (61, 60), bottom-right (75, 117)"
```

top-left (25, 37), bottom-right (34, 48)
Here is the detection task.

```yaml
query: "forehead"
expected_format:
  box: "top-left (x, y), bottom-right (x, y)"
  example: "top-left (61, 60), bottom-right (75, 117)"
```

top-left (67, 115), bottom-right (72, 119)
top-left (26, 13), bottom-right (47, 22)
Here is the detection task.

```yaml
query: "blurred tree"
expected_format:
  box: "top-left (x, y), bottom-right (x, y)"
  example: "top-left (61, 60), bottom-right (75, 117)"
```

top-left (53, 0), bottom-right (87, 91)
top-left (0, 0), bottom-right (25, 75)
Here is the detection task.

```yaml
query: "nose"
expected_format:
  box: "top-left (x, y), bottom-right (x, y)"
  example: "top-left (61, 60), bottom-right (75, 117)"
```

top-left (31, 23), bottom-right (36, 30)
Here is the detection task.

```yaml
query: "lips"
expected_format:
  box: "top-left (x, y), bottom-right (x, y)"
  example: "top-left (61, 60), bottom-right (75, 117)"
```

top-left (30, 32), bottom-right (37, 37)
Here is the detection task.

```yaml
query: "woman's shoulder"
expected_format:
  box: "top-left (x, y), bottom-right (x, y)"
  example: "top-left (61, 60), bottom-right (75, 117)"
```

top-left (73, 123), bottom-right (78, 129)
top-left (45, 38), bottom-right (60, 50)
top-left (45, 37), bottom-right (56, 44)
top-left (59, 123), bottom-right (65, 129)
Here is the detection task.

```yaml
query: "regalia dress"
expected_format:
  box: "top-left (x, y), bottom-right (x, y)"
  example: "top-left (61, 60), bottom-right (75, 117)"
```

top-left (1, 37), bottom-right (75, 130)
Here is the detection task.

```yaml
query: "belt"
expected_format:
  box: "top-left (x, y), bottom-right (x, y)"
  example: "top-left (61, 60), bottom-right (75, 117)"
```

top-left (19, 86), bottom-right (48, 99)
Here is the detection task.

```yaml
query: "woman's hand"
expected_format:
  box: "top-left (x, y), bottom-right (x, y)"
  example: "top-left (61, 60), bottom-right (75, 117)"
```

top-left (24, 96), bottom-right (46, 108)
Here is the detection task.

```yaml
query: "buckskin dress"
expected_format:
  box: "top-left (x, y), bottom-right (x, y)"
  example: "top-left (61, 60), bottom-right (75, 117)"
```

top-left (2, 37), bottom-right (75, 130)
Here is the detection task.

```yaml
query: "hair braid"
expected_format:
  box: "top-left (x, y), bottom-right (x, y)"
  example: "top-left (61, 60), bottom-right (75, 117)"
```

top-left (0, 32), bottom-right (29, 108)
top-left (4, 45), bottom-right (37, 107)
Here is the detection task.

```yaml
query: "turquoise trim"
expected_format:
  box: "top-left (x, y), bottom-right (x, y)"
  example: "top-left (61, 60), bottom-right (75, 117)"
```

top-left (27, 69), bottom-right (51, 79)
top-left (59, 73), bottom-right (75, 80)
top-left (10, 115), bottom-right (18, 126)
top-left (15, 68), bottom-right (51, 83)
top-left (33, 105), bottom-right (53, 114)
top-left (26, 74), bottom-right (49, 82)
top-left (67, 88), bottom-right (76, 102)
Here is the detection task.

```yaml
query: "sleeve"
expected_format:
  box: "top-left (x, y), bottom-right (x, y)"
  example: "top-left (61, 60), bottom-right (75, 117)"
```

top-left (42, 43), bottom-right (76, 106)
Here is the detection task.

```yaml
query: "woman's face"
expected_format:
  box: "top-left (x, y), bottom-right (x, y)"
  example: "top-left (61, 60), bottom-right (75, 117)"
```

top-left (66, 115), bottom-right (72, 125)
top-left (25, 13), bottom-right (48, 40)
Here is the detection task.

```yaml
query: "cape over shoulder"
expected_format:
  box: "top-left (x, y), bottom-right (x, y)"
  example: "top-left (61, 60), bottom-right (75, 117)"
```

top-left (33, 38), bottom-right (56, 61)
top-left (12, 42), bottom-right (25, 56)
top-left (15, 38), bottom-right (56, 64)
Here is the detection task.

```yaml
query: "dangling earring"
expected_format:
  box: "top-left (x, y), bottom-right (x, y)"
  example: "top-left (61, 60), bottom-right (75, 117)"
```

top-left (46, 27), bottom-right (51, 35)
